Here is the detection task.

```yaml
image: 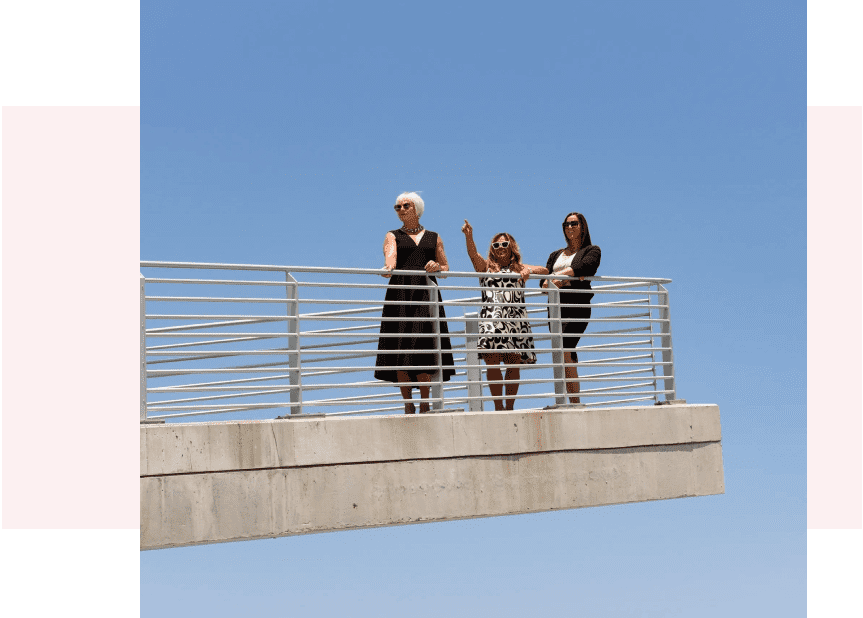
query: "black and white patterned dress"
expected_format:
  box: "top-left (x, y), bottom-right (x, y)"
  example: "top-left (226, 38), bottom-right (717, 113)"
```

top-left (476, 268), bottom-right (537, 364)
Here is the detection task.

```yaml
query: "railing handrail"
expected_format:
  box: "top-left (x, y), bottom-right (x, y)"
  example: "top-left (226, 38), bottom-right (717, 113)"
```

top-left (141, 260), bottom-right (672, 284)
top-left (140, 261), bottom-right (678, 422)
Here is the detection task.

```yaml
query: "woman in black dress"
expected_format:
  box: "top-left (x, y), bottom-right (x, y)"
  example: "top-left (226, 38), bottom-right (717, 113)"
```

top-left (374, 192), bottom-right (455, 414)
top-left (540, 212), bottom-right (601, 404)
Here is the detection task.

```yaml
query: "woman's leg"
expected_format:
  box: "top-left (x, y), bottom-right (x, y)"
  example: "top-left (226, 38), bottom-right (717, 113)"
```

top-left (483, 353), bottom-right (505, 411)
top-left (396, 371), bottom-right (415, 413)
top-left (563, 352), bottom-right (580, 404)
top-left (502, 353), bottom-right (521, 411)
top-left (417, 373), bottom-right (432, 413)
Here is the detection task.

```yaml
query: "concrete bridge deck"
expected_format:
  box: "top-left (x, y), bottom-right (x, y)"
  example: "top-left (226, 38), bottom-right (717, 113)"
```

top-left (140, 403), bottom-right (724, 550)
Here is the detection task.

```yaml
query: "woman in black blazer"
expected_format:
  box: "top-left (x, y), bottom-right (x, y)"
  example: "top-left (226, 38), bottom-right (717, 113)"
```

top-left (540, 212), bottom-right (601, 404)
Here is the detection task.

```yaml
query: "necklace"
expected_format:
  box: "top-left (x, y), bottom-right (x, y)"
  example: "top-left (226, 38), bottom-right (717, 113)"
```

top-left (402, 224), bottom-right (424, 234)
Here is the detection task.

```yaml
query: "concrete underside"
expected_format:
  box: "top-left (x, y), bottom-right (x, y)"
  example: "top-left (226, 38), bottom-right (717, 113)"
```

top-left (141, 404), bottom-right (724, 550)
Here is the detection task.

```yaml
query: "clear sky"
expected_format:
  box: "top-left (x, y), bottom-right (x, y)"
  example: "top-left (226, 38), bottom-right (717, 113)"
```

top-left (140, 1), bottom-right (806, 615)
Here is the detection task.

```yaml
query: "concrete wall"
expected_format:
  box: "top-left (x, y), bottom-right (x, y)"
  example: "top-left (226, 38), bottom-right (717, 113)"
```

top-left (141, 404), bottom-right (724, 550)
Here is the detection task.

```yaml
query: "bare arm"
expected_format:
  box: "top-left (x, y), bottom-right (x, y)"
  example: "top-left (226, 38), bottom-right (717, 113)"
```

top-left (381, 232), bottom-right (396, 278)
top-left (515, 263), bottom-right (549, 284)
top-left (425, 234), bottom-right (449, 273)
top-left (461, 219), bottom-right (488, 272)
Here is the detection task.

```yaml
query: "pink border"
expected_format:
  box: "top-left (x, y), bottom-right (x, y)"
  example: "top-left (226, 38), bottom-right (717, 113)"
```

top-left (807, 106), bottom-right (863, 529)
top-left (2, 107), bottom-right (140, 528)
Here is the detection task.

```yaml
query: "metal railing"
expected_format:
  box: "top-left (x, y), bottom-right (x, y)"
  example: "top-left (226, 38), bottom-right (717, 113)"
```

top-left (140, 261), bottom-right (678, 422)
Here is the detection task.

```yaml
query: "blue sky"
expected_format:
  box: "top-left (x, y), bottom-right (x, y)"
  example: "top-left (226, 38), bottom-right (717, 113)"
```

top-left (141, 1), bottom-right (806, 615)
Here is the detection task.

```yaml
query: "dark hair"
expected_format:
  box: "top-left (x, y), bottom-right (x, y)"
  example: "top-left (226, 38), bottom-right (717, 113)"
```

top-left (486, 232), bottom-right (523, 268)
top-left (562, 212), bottom-right (592, 248)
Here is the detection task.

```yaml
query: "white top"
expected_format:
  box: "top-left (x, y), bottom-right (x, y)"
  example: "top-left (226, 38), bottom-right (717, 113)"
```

top-left (552, 251), bottom-right (575, 274)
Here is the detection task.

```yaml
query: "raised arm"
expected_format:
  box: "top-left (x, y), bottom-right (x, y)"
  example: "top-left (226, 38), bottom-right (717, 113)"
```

top-left (381, 232), bottom-right (397, 278)
top-left (461, 219), bottom-right (488, 272)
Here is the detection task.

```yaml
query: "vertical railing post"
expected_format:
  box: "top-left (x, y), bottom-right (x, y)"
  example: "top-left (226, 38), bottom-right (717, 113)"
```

top-left (648, 283), bottom-right (659, 404)
top-left (286, 271), bottom-right (303, 415)
top-left (428, 275), bottom-right (445, 411)
top-left (140, 274), bottom-right (147, 421)
top-left (657, 283), bottom-right (677, 402)
top-left (547, 284), bottom-right (566, 405)
top-left (464, 311), bottom-right (483, 412)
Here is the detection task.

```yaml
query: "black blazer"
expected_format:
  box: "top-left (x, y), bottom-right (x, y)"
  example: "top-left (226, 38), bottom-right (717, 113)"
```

top-left (542, 244), bottom-right (602, 305)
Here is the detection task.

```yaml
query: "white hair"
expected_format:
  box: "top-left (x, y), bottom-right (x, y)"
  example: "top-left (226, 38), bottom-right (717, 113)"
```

top-left (396, 191), bottom-right (424, 219)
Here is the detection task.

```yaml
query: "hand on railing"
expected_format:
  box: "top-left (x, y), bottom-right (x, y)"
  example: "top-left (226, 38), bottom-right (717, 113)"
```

top-left (381, 264), bottom-right (394, 279)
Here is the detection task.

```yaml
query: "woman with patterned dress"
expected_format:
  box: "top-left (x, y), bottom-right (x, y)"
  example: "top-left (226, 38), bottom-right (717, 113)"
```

top-left (461, 220), bottom-right (549, 411)
top-left (374, 192), bottom-right (455, 414)
top-left (540, 212), bottom-right (601, 404)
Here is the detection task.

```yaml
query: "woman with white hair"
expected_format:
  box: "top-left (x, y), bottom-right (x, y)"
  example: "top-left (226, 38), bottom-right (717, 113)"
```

top-left (374, 192), bottom-right (455, 414)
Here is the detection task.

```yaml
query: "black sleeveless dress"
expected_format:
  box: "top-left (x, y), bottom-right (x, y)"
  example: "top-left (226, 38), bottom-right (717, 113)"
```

top-left (374, 229), bottom-right (456, 383)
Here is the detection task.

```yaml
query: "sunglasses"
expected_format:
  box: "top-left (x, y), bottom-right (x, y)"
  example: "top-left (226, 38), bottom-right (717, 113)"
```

top-left (394, 203), bottom-right (413, 211)
top-left (492, 241), bottom-right (510, 249)
top-left (563, 220), bottom-right (581, 228)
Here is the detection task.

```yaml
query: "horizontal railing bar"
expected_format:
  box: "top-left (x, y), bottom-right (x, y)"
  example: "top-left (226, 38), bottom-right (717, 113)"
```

top-left (581, 396), bottom-right (656, 407)
top-left (146, 316), bottom-right (284, 337)
top-left (303, 367), bottom-right (474, 378)
top-left (146, 314), bottom-right (292, 320)
top-left (148, 403), bottom-right (297, 411)
top-left (146, 405), bottom-right (287, 419)
top-left (146, 351), bottom-right (293, 366)
top-left (146, 392), bottom-right (665, 419)
top-left (323, 404), bottom-right (428, 416)
top-left (578, 339), bottom-right (652, 350)
top-left (602, 297), bottom-right (651, 306)
top-left (296, 348), bottom-right (660, 357)
top-left (297, 375), bottom-right (670, 390)
top-left (292, 315), bottom-right (667, 323)
top-left (141, 261), bottom-right (672, 283)
top-left (146, 296), bottom-right (296, 303)
top-left (304, 392), bottom-right (558, 406)
top-left (148, 368), bottom-right (296, 375)
top-left (591, 281), bottom-right (660, 290)
top-left (144, 278), bottom-right (292, 286)
top-left (305, 384), bottom-right (470, 406)
top-left (147, 335), bottom-right (283, 351)
top-left (294, 362), bottom-right (660, 374)
top-left (147, 349), bottom-right (296, 356)
top-left (320, 396), bottom-right (658, 416)
top-left (290, 330), bottom-right (662, 340)
top-left (301, 305), bottom-right (383, 317)
top-left (153, 374), bottom-right (294, 389)
top-left (146, 332), bottom-right (290, 338)
top-left (578, 353), bottom-right (654, 364)
top-left (304, 388), bottom-right (671, 407)
top-left (587, 326), bottom-right (655, 336)
top-left (296, 330), bottom-right (472, 339)
top-left (148, 373), bottom-right (666, 397)
top-left (302, 324), bottom-right (380, 335)
top-left (291, 282), bottom-right (662, 299)
top-left (150, 387), bottom-right (297, 406)
top-left (579, 381), bottom-right (655, 394)
top-left (300, 338), bottom-right (378, 349)
top-left (292, 298), bottom-right (663, 311)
